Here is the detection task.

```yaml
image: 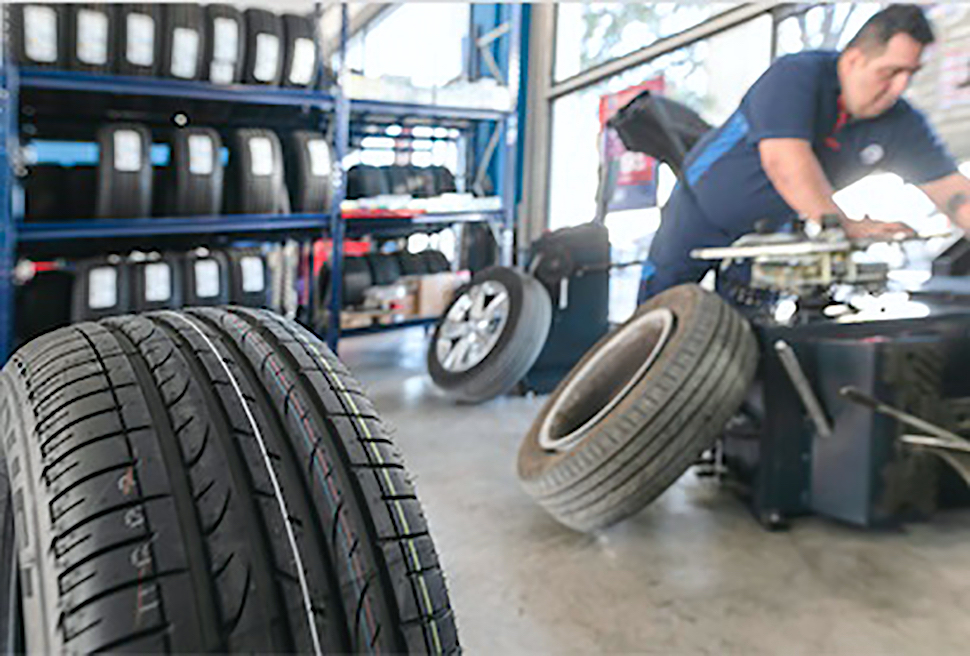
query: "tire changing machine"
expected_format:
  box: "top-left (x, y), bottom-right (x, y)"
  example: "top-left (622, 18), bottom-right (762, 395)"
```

top-left (692, 225), bottom-right (970, 530)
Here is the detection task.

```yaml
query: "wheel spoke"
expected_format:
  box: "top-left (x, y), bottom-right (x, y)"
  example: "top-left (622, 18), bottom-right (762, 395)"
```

top-left (443, 335), bottom-right (474, 370)
top-left (483, 291), bottom-right (509, 319)
top-left (440, 320), bottom-right (470, 340)
top-left (469, 287), bottom-right (487, 320)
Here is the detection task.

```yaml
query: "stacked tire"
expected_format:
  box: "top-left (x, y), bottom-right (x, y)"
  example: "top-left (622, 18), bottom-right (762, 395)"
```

top-left (0, 308), bottom-right (459, 653)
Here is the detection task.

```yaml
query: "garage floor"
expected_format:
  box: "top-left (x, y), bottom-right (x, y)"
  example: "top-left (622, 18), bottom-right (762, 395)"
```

top-left (339, 328), bottom-right (970, 655)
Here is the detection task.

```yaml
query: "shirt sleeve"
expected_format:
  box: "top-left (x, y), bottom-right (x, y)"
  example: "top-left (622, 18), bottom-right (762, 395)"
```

top-left (743, 54), bottom-right (821, 144)
top-left (883, 102), bottom-right (958, 185)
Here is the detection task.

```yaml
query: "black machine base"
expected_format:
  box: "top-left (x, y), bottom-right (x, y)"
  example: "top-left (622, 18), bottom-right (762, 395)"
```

top-left (723, 298), bottom-right (970, 530)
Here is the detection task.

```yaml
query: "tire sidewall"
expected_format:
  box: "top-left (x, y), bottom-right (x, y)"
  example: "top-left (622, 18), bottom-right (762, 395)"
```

top-left (517, 284), bottom-right (712, 481)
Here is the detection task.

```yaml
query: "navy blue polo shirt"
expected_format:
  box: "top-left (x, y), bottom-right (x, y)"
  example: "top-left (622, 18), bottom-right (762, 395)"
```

top-left (641, 49), bottom-right (957, 301)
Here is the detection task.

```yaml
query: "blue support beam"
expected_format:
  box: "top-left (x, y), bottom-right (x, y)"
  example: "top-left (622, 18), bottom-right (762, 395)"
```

top-left (326, 4), bottom-right (351, 352)
top-left (469, 3), bottom-right (523, 265)
top-left (0, 65), bottom-right (18, 361)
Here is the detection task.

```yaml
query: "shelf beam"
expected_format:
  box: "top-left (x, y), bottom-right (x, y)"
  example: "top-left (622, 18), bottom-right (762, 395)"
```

top-left (17, 213), bottom-right (332, 242)
top-left (19, 68), bottom-right (337, 110)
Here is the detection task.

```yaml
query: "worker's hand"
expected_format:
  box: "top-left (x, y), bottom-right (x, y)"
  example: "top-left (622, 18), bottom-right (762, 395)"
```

top-left (841, 215), bottom-right (916, 242)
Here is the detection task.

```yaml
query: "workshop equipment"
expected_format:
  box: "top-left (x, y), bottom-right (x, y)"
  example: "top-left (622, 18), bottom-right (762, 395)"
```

top-left (693, 222), bottom-right (970, 529)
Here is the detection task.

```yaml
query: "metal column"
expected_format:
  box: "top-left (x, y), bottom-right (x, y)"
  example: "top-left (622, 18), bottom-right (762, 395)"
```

top-left (326, 4), bottom-right (350, 352)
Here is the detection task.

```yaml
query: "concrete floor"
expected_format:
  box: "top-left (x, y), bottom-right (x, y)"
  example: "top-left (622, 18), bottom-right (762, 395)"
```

top-left (339, 328), bottom-right (970, 655)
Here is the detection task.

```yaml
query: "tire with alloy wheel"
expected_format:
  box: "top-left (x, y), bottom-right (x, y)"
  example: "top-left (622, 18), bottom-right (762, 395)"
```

top-left (0, 307), bottom-right (458, 654)
top-left (428, 266), bottom-right (552, 403)
top-left (517, 284), bottom-right (758, 532)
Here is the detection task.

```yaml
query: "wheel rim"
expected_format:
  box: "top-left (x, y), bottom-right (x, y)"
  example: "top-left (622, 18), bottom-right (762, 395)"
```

top-left (538, 308), bottom-right (675, 452)
top-left (435, 280), bottom-right (511, 373)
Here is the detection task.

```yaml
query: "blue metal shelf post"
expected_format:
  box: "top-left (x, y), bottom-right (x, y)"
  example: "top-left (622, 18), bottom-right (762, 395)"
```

top-left (0, 62), bottom-right (17, 361)
top-left (327, 3), bottom-right (351, 352)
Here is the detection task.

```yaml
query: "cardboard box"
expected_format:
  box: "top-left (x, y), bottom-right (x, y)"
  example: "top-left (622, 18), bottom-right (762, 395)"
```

top-left (415, 272), bottom-right (469, 318)
top-left (340, 311), bottom-right (375, 331)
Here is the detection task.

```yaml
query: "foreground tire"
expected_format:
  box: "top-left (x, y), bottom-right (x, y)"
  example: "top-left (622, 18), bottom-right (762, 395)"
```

top-left (517, 285), bottom-right (758, 532)
top-left (0, 308), bottom-right (458, 654)
top-left (428, 267), bottom-right (552, 404)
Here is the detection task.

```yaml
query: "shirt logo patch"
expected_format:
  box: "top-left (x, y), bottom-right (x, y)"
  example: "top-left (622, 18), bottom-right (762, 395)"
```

top-left (861, 143), bottom-right (885, 166)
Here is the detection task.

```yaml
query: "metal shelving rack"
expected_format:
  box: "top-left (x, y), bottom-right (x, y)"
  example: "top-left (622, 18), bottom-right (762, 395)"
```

top-left (0, 3), bottom-right (522, 359)
top-left (0, 57), bottom-right (345, 359)
top-left (327, 3), bottom-right (522, 345)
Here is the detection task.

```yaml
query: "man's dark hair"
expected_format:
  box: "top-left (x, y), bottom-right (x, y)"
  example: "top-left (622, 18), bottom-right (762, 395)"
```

top-left (844, 4), bottom-right (935, 54)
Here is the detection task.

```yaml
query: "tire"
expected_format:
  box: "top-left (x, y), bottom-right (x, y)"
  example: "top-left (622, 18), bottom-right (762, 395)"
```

top-left (225, 129), bottom-right (285, 215)
top-left (158, 127), bottom-right (224, 217)
top-left (517, 284), bottom-right (758, 532)
top-left (429, 266), bottom-right (552, 403)
top-left (0, 307), bottom-right (459, 654)
top-left (396, 251), bottom-right (428, 276)
top-left (421, 251), bottom-right (451, 274)
top-left (285, 131), bottom-right (333, 213)
top-left (365, 253), bottom-right (402, 287)
top-left (241, 9), bottom-right (283, 86)
top-left (95, 123), bottom-right (153, 220)
top-left (159, 4), bottom-right (205, 81)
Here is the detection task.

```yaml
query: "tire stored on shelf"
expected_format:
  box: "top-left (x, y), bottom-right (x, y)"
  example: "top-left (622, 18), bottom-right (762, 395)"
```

top-left (517, 285), bottom-right (759, 532)
top-left (203, 4), bottom-right (245, 84)
top-left (341, 256), bottom-right (372, 308)
top-left (421, 250), bottom-right (452, 274)
top-left (131, 254), bottom-right (183, 312)
top-left (15, 269), bottom-right (73, 344)
top-left (429, 266), bottom-right (552, 403)
top-left (395, 250), bottom-right (428, 276)
top-left (242, 8), bottom-right (283, 85)
top-left (225, 128), bottom-right (284, 214)
top-left (10, 3), bottom-right (67, 68)
top-left (160, 3), bottom-right (205, 81)
top-left (66, 4), bottom-right (115, 73)
top-left (430, 165), bottom-right (457, 195)
top-left (183, 248), bottom-right (230, 307)
top-left (225, 247), bottom-right (270, 308)
top-left (317, 256), bottom-right (373, 310)
top-left (95, 122), bottom-right (153, 219)
top-left (157, 126), bottom-right (225, 216)
top-left (0, 307), bottom-right (459, 653)
top-left (285, 131), bottom-right (333, 212)
top-left (281, 14), bottom-right (318, 88)
top-left (115, 4), bottom-right (162, 76)
top-left (72, 256), bottom-right (130, 322)
top-left (365, 253), bottom-right (402, 287)
top-left (346, 165), bottom-right (390, 200)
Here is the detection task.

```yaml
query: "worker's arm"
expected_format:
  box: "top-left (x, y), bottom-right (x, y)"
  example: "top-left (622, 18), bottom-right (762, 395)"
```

top-left (918, 171), bottom-right (970, 232)
top-left (758, 138), bottom-right (914, 239)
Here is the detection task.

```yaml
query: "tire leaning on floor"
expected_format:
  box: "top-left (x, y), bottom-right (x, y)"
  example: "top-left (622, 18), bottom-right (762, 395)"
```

top-left (517, 284), bottom-right (758, 532)
top-left (428, 266), bottom-right (552, 403)
top-left (0, 307), bottom-right (458, 654)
